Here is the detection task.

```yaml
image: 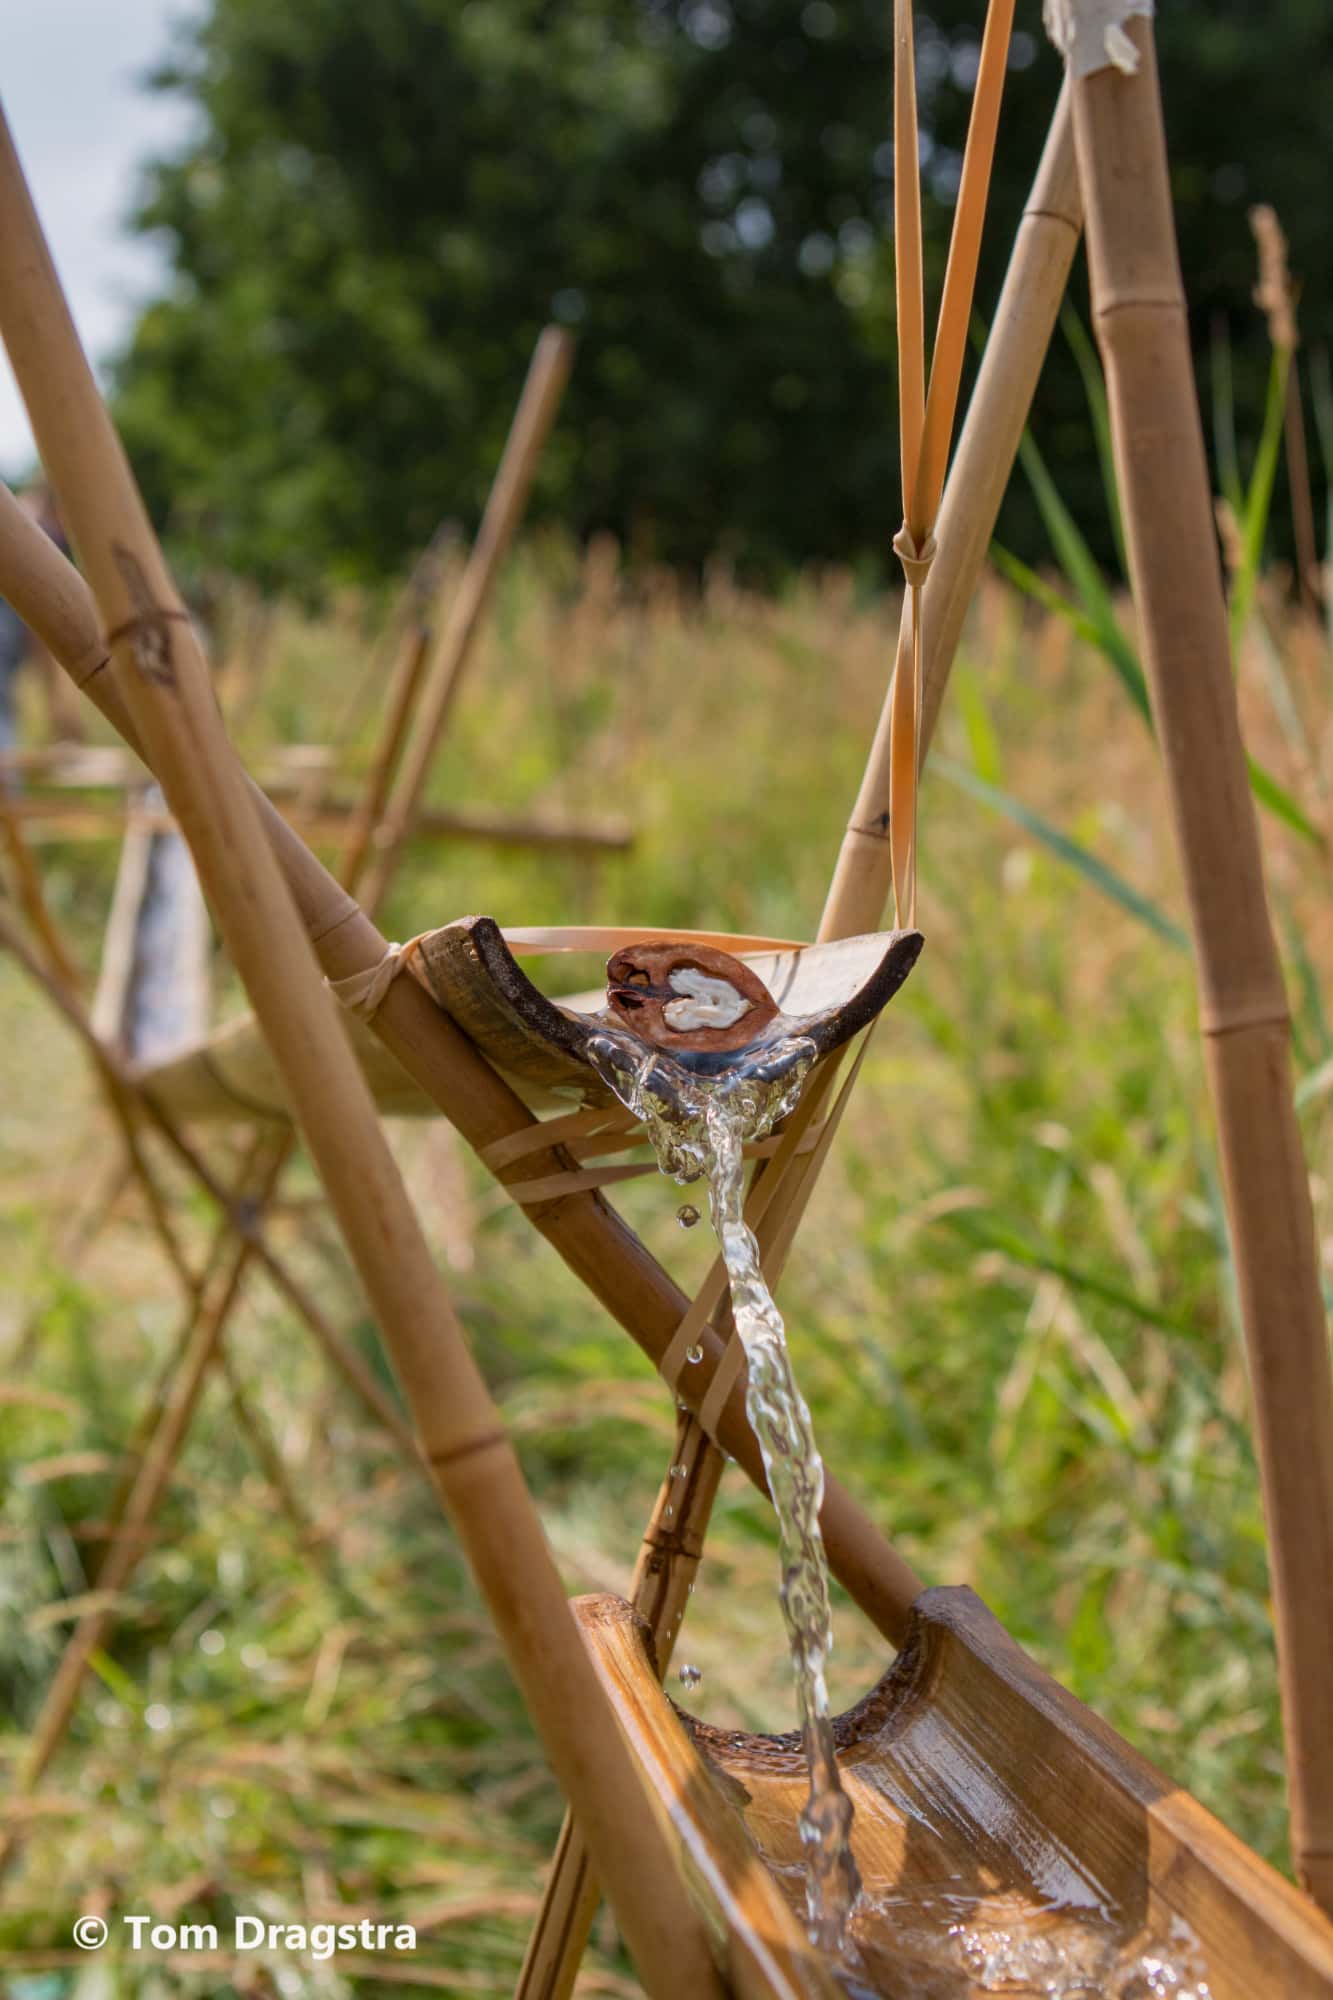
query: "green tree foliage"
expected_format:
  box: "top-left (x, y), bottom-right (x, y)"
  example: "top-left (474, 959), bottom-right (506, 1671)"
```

top-left (114, 0), bottom-right (1333, 589)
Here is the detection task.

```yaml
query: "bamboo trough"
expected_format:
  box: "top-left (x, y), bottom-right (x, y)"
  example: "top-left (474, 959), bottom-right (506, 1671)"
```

top-left (575, 1590), bottom-right (1333, 1998)
top-left (2, 0), bottom-right (1333, 1992)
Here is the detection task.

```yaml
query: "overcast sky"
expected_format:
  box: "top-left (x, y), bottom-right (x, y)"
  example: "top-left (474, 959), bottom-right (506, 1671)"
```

top-left (1, 0), bottom-right (199, 474)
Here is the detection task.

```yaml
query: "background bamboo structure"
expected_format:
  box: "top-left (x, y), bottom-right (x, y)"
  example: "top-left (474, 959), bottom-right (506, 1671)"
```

top-left (1064, 13), bottom-right (1333, 1913)
top-left (0, 102), bottom-right (726, 1997)
top-left (356, 326), bottom-right (574, 910)
top-left (0, 315), bottom-right (591, 1839)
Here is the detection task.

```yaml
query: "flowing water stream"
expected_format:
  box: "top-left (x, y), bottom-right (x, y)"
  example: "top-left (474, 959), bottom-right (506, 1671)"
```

top-left (585, 1019), bottom-right (862, 1949)
top-left (583, 1016), bottom-right (1215, 1997)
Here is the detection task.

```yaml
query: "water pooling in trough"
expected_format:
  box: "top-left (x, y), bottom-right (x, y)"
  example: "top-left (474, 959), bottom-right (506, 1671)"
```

top-left (585, 1017), bottom-right (862, 1950)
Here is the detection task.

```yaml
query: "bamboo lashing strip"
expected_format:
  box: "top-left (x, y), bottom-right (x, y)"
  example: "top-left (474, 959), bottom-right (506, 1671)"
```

top-left (325, 933), bottom-right (429, 1019)
top-left (498, 1122), bottom-right (827, 1211)
top-left (499, 924), bottom-right (809, 957)
top-left (888, 0), bottom-right (1015, 929)
top-left (324, 923), bottom-right (809, 1025)
top-left (818, 89), bottom-right (1080, 945)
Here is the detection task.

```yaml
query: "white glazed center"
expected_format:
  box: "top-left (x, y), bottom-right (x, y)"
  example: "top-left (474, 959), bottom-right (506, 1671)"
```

top-left (662, 966), bottom-right (751, 1031)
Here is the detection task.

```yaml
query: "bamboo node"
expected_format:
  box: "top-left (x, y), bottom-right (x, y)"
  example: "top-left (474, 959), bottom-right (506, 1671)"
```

top-left (892, 525), bottom-right (937, 591)
top-left (424, 1429), bottom-right (510, 1475)
top-left (107, 545), bottom-right (190, 689)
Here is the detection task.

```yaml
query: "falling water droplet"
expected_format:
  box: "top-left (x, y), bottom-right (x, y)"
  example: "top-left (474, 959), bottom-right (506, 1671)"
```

top-left (685, 1343), bottom-right (703, 1364)
top-left (677, 1202), bottom-right (701, 1229)
top-left (678, 1663), bottom-right (703, 1690)
top-left (669, 1462), bottom-right (688, 1480)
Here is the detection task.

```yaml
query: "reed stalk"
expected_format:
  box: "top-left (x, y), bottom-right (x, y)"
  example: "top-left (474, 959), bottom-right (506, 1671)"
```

top-left (356, 326), bottom-right (573, 912)
top-left (0, 108), bottom-right (723, 1994)
top-left (820, 83), bottom-right (1080, 943)
top-left (0, 484), bottom-right (920, 1655)
top-left (1062, 15), bottom-right (1333, 1911)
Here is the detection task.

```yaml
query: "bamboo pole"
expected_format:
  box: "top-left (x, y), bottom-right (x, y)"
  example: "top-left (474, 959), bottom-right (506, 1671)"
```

top-left (0, 485), bottom-right (920, 1655)
top-left (0, 109), bottom-right (722, 1995)
top-left (357, 326), bottom-right (574, 911)
top-left (819, 84), bottom-right (1081, 942)
top-left (1056, 11), bottom-right (1333, 1911)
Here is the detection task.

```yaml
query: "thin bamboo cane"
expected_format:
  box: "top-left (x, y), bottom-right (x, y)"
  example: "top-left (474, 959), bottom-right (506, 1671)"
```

top-left (337, 615), bottom-right (433, 889)
top-left (820, 84), bottom-right (1081, 943)
top-left (0, 791), bottom-right (633, 854)
top-left (0, 112), bottom-right (721, 1995)
top-left (1061, 15), bottom-right (1333, 1912)
top-left (0, 489), bottom-right (921, 1654)
top-left (357, 327), bottom-right (574, 912)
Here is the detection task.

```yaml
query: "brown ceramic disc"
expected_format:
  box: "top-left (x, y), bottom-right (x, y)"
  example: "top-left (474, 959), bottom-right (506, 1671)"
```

top-left (605, 941), bottom-right (780, 1055)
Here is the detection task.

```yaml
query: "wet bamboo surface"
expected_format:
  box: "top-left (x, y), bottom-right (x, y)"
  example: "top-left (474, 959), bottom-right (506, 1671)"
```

top-left (577, 1589), bottom-right (1333, 1998)
top-left (1067, 19), bottom-right (1333, 1912)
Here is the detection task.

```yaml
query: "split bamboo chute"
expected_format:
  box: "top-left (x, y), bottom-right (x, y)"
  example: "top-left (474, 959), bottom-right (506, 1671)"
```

top-left (2, 0), bottom-right (1332, 1989)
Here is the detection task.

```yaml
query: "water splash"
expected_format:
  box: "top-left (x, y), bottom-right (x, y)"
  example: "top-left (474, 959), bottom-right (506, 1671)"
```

top-left (585, 1020), bottom-right (861, 1949)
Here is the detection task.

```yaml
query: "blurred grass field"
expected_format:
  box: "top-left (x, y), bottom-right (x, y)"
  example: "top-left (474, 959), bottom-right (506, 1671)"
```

top-left (1, 538), bottom-right (1331, 1996)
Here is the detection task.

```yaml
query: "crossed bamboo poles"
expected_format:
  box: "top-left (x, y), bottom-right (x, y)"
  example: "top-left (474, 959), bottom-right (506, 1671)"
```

top-left (0, 324), bottom-right (581, 1864)
top-left (0, 111), bottom-right (731, 1999)
top-left (0, 3), bottom-right (1329, 1983)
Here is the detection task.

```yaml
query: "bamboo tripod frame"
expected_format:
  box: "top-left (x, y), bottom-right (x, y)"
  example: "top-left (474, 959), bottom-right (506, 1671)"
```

top-left (0, 162), bottom-right (733, 1992)
top-left (0, 322), bottom-right (582, 1875)
top-left (516, 80), bottom-right (1083, 2000)
top-left (0, 7), bottom-right (1329, 1986)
